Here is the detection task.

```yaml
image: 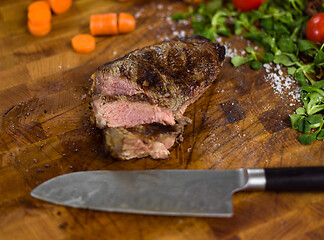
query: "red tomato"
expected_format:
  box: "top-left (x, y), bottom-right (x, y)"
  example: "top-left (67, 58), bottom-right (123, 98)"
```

top-left (305, 13), bottom-right (324, 44)
top-left (233, 0), bottom-right (266, 12)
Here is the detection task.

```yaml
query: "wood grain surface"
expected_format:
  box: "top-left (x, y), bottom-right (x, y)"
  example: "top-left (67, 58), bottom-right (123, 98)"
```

top-left (1, 0), bottom-right (324, 239)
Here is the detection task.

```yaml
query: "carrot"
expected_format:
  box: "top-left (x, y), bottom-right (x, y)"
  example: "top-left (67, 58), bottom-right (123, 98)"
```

top-left (71, 34), bottom-right (96, 53)
top-left (27, 1), bottom-right (52, 36)
top-left (28, 21), bottom-right (51, 36)
top-left (27, 2), bottom-right (52, 25)
top-left (90, 13), bottom-right (118, 36)
top-left (47, 0), bottom-right (72, 14)
top-left (118, 12), bottom-right (136, 34)
top-left (28, 1), bottom-right (51, 12)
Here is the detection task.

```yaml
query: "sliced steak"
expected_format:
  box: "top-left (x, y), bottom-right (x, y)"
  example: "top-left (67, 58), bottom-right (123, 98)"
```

top-left (90, 36), bottom-right (225, 117)
top-left (92, 98), bottom-right (175, 128)
top-left (90, 36), bottom-right (225, 160)
top-left (104, 124), bottom-right (181, 160)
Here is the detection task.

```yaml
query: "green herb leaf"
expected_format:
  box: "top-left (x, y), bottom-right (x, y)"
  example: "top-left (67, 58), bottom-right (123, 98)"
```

top-left (206, 0), bottom-right (223, 13)
top-left (314, 49), bottom-right (324, 67)
top-left (295, 71), bottom-right (307, 86)
top-left (260, 52), bottom-right (275, 63)
top-left (287, 67), bottom-right (297, 75)
top-left (317, 129), bottom-right (324, 140)
top-left (313, 80), bottom-right (324, 89)
top-left (304, 120), bottom-right (311, 133)
top-left (290, 114), bottom-right (303, 129)
top-left (171, 13), bottom-right (188, 21)
top-left (234, 21), bottom-right (244, 35)
top-left (245, 46), bottom-right (254, 53)
top-left (297, 117), bottom-right (305, 132)
top-left (243, 32), bottom-right (268, 47)
top-left (260, 18), bottom-right (274, 35)
top-left (296, 107), bottom-right (305, 115)
top-left (273, 22), bottom-right (290, 37)
top-left (231, 55), bottom-right (254, 67)
top-left (300, 86), bottom-right (324, 96)
top-left (298, 132), bottom-right (318, 145)
top-left (307, 114), bottom-right (323, 125)
top-left (277, 37), bottom-right (296, 53)
top-left (273, 53), bottom-right (296, 66)
top-left (251, 60), bottom-right (263, 69)
top-left (298, 39), bottom-right (318, 52)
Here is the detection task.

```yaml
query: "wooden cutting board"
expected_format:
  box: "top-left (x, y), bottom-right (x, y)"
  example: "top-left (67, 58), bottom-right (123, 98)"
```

top-left (1, 0), bottom-right (324, 239)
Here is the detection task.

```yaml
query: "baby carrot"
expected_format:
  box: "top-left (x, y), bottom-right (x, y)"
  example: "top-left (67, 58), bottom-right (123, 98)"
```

top-left (118, 12), bottom-right (136, 34)
top-left (47, 0), bottom-right (72, 14)
top-left (90, 13), bottom-right (118, 36)
top-left (28, 21), bottom-right (51, 36)
top-left (71, 34), bottom-right (96, 53)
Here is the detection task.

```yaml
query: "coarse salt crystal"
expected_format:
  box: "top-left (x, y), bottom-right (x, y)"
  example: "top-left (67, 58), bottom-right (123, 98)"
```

top-left (263, 63), bottom-right (301, 101)
top-left (178, 19), bottom-right (190, 25)
top-left (225, 47), bottom-right (238, 58)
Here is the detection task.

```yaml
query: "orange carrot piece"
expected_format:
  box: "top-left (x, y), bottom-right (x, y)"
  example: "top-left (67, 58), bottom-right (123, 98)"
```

top-left (90, 13), bottom-right (118, 36)
top-left (28, 21), bottom-right (51, 36)
top-left (71, 34), bottom-right (96, 53)
top-left (28, 5), bottom-right (51, 25)
top-left (28, 1), bottom-right (51, 12)
top-left (118, 12), bottom-right (136, 34)
top-left (48, 0), bottom-right (72, 14)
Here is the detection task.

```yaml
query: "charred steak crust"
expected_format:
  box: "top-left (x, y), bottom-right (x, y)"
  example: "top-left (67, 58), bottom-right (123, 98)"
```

top-left (90, 36), bottom-right (225, 160)
top-left (90, 36), bottom-right (225, 111)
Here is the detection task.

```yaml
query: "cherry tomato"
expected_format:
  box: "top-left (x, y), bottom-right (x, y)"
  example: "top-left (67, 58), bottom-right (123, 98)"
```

top-left (233, 0), bottom-right (266, 12)
top-left (305, 13), bottom-right (324, 44)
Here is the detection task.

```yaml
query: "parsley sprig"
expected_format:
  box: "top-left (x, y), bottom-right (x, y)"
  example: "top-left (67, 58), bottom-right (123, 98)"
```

top-left (172, 0), bottom-right (324, 145)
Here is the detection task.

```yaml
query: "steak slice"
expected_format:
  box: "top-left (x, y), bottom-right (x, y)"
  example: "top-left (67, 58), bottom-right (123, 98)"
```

top-left (90, 36), bottom-right (225, 160)
top-left (104, 124), bottom-right (182, 160)
top-left (92, 97), bottom-right (175, 128)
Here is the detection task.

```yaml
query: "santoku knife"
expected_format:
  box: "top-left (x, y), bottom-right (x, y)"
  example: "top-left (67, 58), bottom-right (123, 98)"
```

top-left (31, 167), bottom-right (324, 217)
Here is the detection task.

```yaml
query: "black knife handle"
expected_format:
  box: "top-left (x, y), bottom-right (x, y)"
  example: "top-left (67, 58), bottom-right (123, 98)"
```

top-left (265, 167), bottom-right (324, 191)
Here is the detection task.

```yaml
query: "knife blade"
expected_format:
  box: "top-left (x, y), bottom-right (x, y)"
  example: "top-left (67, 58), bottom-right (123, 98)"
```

top-left (31, 167), bottom-right (324, 217)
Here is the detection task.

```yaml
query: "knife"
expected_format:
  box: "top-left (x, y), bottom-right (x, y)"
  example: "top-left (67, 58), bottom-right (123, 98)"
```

top-left (31, 167), bottom-right (324, 217)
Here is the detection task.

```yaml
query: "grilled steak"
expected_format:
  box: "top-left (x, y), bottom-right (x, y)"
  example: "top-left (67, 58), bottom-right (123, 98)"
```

top-left (103, 124), bottom-right (182, 160)
top-left (90, 36), bottom-right (225, 160)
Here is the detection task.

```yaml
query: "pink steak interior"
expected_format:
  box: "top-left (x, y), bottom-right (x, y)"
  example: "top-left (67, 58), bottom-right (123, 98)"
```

top-left (92, 99), bottom-right (176, 128)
